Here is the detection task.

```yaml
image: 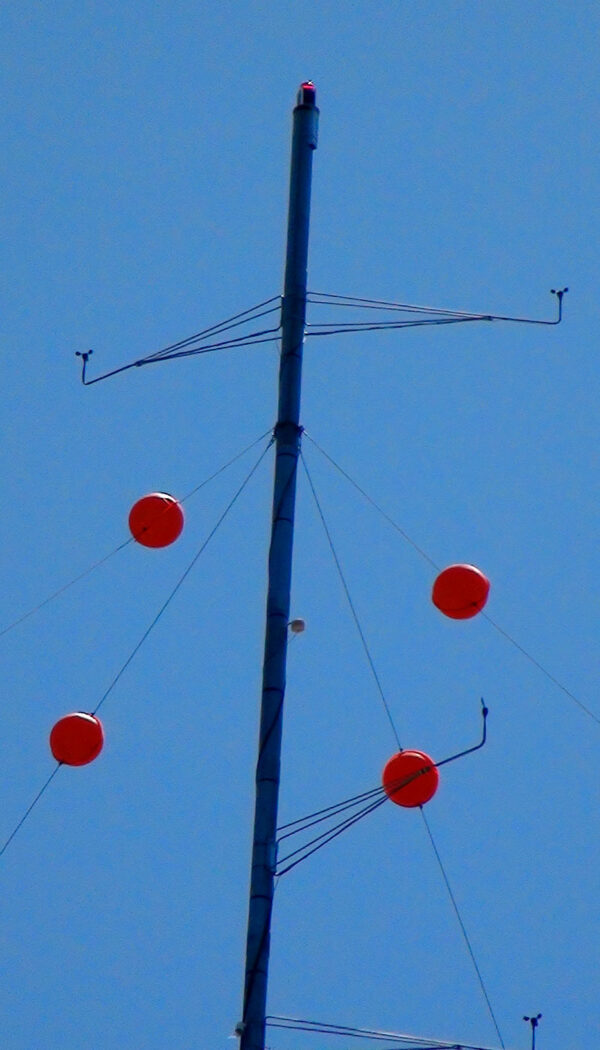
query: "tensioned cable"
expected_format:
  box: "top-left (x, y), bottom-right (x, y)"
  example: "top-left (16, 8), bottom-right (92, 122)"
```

top-left (274, 706), bottom-right (486, 875)
top-left (78, 296), bottom-right (282, 385)
top-left (304, 433), bottom-right (599, 727)
top-left (0, 428), bottom-right (273, 641)
top-left (306, 316), bottom-right (487, 338)
top-left (300, 449), bottom-right (505, 1046)
top-left (306, 289), bottom-right (566, 325)
top-left (178, 427), bottom-right (273, 502)
top-left (275, 795), bottom-right (388, 876)
top-left (276, 707), bottom-right (486, 845)
top-left (0, 766), bottom-right (62, 859)
top-left (307, 291), bottom-right (488, 316)
top-left (277, 767), bottom-right (452, 846)
top-left (300, 451), bottom-right (402, 749)
top-left (141, 298), bottom-right (282, 360)
top-left (0, 539), bottom-right (133, 640)
top-left (266, 1015), bottom-right (505, 1050)
top-left (304, 432), bottom-right (438, 569)
top-left (278, 782), bottom-right (388, 835)
top-left (0, 437), bottom-right (273, 859)
top-left (479, 610), bottom-right (599, 725)
top-left (420, 809), bottom-right (505, 1050)
top-left (303, 288), bottom-right (565, 337)
top-left (80, 329), bottom-right (281, 385)
top-left (141, 325), bottom-right (282, 363)
top-left (92, 436), bottom-right (273, 715)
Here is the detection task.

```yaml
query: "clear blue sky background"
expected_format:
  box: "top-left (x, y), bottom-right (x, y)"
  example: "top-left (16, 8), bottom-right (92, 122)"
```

top-left (1, 4), bottom-right (598, 1050)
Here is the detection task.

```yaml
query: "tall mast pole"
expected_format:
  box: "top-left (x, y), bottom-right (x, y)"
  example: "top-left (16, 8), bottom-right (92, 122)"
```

top-left (239, 82), bottom-right (319, 1050)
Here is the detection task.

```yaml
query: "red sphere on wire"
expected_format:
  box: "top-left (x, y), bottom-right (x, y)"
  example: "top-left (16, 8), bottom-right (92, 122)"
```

top-left (50, 712), bottom-right (104, 766)
top-left (382, 749), bottom-right (439, 807)
top-left (128, 492), bottom-right (184, 548)
top-left (432, 563), bottom-right (490, 619)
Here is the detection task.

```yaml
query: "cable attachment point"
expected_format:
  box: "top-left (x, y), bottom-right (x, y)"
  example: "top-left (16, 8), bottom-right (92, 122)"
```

top-left (273, 421), bottom-right (304, 448)
top-left (273, 421), bottom-right (304, 434)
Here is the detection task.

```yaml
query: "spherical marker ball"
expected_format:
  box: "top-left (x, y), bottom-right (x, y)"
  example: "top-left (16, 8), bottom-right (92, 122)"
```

top-left (382, 749), bottom-right (439, 807)
top-left (289, 618), bottom-right (306, 634)
top-left (50, 713), bottom-right (104, 766)
top-left (128, 492), bottom-right (184, 548)
top-left (432, 564), bottom-right (490, 619)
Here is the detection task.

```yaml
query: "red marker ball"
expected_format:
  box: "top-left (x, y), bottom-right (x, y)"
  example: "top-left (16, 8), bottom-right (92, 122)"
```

top-left (432, 564), bottom-right (490, 619)
top-left (382, 749), bottom-right (439, 807)
top-left (129, 492), bottom-right (184, 548)
top-left (50, 712), bottom-right (104, 766)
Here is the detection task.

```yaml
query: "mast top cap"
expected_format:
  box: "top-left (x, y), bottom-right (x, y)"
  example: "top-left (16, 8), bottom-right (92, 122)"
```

top-left (297, 81), bottom-right (316, 106)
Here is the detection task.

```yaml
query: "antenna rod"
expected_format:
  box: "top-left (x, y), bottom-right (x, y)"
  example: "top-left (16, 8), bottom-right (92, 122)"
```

top-left (523, 1013), bottom-right (542, 1050)
top-left (239, 82), bottom-right (319, 1050)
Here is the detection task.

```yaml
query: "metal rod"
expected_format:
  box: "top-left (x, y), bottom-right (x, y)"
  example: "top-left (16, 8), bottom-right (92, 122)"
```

top-left (239, 82), bottom-right (319, 1050)
top-left (523, 1014), bottom-right (542, 1050)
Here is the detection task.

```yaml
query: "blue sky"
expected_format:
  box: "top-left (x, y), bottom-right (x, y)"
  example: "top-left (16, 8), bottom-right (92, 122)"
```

top-left (1, 4), bottom-right (598, 1050)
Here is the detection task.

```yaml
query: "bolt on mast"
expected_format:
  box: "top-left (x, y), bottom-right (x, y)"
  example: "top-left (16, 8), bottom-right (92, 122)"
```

top-left (238, 82), bottom-right (319, 1050)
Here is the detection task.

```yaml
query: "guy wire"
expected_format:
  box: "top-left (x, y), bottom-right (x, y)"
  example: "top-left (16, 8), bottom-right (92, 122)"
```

top-left (304, 432), bottom-right (598, 726)
top-left (0, 428), bottom-right (272, 641)
top-left (300, 450), bottom-right (402, 749)
top-left (0, 436), bottom-right (274, 859)
top-left (300, 447), bottom-right (505, 1047)
top-left (420, 808), bottom-right (506, 1050)
top-left (92, 436), bottom-right (273, 715)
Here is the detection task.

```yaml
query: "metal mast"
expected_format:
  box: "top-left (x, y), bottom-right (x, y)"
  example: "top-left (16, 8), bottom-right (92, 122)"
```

top-left (239, 82), bottom-right (319, 1050)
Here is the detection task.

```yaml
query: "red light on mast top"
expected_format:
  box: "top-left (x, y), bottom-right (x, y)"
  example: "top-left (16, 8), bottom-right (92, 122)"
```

top-left (298, 81), bottom-right (316, 106)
